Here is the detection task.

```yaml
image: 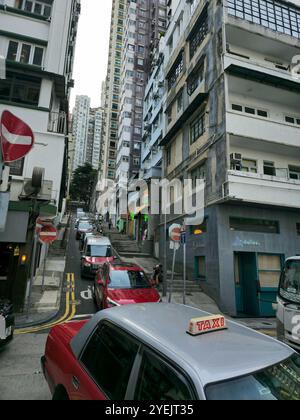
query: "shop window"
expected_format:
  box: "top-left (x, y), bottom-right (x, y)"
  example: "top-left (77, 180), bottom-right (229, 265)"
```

top-left (258, 254), bottom-right (282, 289)
top-left (229, 218), bottom-right (280, 234)
top-left (196, 256), bottom-right (206, 280)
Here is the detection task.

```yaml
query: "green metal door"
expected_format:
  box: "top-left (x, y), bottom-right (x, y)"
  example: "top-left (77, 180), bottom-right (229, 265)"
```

top-left (238, 252), bottom-right (260, 317)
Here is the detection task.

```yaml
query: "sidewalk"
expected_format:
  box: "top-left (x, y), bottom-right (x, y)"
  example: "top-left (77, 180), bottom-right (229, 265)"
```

top-left (15, 255), bottom-right (66, 329)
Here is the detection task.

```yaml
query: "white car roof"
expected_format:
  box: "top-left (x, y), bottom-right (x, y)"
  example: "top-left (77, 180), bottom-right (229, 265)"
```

top-left (86, 236), bottom-right (111, 246)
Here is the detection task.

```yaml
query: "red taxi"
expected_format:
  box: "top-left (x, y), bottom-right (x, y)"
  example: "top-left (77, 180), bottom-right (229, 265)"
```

top-left (93, 262), bottom-right (161, 309)
top-left (42, 304), bottom-right (300, 400)
top-left (80, 237), bottom-right (115, 278)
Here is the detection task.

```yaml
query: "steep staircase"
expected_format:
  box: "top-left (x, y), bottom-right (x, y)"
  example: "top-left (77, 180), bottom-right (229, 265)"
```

top-left (106, 228), bottom-right (202, 295)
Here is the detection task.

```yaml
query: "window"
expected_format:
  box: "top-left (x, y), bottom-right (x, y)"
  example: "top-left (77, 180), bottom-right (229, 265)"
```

top-left (264, 161), bottom-right (276, 176)
top-left (190, 113), bottom-right (205, 144)
top-left (167, 108), bottom-right (172, 126)
top-left (245, 107), bottom-right (255, 115)
top-left (9, 158), bottom-right (24, 176)
top-left (189, 8), bottom-right (208, 59)
top-left (81, 323), bottom-right (139, 399)
top-left (241, 159), bottom-right (257, 174)
top-left (289, 166), bottom-right (300, 180)
top-left (227, 0), bottom-right (300, 39)
top-left (258, 254), bottom-right (282, 289)
top-left (134, 350), bottom-right (193, 400)
top-left (7, 40), bottom-right (44, 67)
top-left (232, 104), bottom-right (243, 112)
top-left (166, 148), bottom-right (171, 166)
top-left (167, 52), bottom-right (184, 91)
top-left (17, 0), bottom-right (53, 18)
top-left (7, 41), bottom-right (18, 61)
top-left (297, 223), bottom-right (300, 236)
top-left (191, 163), bottom-right (206, 188)
top-left (196, 256), bottom-right (206, 280)
top-left (187, 64), bottom-right (204, 96)
top-left (177, 93), bottom-right (183, 113)
top-left (229, 218), bottom-right (280, 234)
top-left (0, 72), bottom-right (41, 106)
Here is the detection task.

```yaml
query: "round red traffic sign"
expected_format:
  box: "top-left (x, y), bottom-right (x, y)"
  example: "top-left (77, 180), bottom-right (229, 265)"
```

top-left (0, 110), bottom-right (34, 163)
top-left (39, 225), bottom-right (58, 244)
top-left (169, 224), bottom-right (182, 242)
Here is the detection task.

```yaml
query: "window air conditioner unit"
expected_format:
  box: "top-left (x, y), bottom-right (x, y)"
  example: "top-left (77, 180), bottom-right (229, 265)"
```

top-left (230, 153), bottom-right (242, 163)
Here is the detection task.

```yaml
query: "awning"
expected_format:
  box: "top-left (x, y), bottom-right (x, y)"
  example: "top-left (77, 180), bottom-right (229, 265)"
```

top-left (0, 211), bottom-right (29, 243)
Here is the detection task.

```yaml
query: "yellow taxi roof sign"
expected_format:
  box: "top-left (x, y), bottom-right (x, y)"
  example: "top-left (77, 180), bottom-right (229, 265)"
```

top-left (187, 315), bottom-right (227, 336)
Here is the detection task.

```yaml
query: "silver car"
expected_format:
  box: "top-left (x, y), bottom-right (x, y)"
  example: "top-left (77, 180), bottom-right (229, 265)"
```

top-left (70, 303), bottom-right (300, 400)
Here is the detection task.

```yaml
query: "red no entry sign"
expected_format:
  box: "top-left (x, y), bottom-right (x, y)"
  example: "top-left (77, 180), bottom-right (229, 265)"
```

top-left (0, 110), bottom-right (34, 163)
top-left (39, 225), bottom-right (58, 245)
top-left (169, 224), bottom-right (182, 243)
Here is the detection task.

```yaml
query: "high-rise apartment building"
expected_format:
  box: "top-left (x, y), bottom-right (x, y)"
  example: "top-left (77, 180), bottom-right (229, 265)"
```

top-left (99, 0), bottom-right (126, 192)
top-left (116, 0), bottom-right (167, 188)
top-left (72, 95), bottom-right (91, 170)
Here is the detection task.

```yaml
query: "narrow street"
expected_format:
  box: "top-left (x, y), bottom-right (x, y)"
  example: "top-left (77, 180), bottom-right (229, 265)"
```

top-left (0, 217), bottom-right (98, 401)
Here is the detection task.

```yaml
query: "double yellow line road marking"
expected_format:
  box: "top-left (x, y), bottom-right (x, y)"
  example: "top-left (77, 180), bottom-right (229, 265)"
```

top-left (16, 273), bottom-right (77, 335)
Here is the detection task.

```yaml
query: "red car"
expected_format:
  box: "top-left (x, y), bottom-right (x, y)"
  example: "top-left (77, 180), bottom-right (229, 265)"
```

top-left (93, 262), bottom-right (161, 309)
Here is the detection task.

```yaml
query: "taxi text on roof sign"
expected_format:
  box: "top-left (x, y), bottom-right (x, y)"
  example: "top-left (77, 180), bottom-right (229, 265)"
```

top-left (187, 315), bottom-right (227, 336)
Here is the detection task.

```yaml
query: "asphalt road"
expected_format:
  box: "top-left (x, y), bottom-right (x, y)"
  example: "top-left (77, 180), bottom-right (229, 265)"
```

top-left (66, 216), bottom-right (98, 319)
top-left (0, 217), bottom-right (99, 401)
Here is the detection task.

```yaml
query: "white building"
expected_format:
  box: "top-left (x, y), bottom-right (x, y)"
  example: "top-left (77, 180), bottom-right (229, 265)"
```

top-left (142, 38), bottom-right (166, 181)
top-left (0, 0), bottom-right (80, 309)
top-left (72, 95), bottom-right (90, 171)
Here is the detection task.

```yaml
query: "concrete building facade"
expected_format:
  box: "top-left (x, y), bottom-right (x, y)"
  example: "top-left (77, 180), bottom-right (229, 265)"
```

top-left (0, 0), bottom-right (80, 309)
top-left (158, 0), bottom-right (300, 317)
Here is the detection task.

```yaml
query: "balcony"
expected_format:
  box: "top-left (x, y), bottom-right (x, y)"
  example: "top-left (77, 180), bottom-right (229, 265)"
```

top-left (226, 112), bottom-right (300, 149)
top-left (224, 170), bottom-right (300, 209)
top-left (48, 112), bottom-right (67, 135)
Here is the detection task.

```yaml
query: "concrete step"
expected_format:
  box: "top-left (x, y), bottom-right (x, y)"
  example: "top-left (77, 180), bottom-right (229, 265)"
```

top-left (119, 252), bottom-right (153, 258)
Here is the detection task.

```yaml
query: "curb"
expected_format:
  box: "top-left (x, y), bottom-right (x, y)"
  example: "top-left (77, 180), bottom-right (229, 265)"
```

top-left (15, 309), bottom-right (61, 330)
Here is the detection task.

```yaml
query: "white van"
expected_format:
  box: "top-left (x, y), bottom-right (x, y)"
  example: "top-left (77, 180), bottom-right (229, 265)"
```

top-left (277, 257), bottom-right (300, 351)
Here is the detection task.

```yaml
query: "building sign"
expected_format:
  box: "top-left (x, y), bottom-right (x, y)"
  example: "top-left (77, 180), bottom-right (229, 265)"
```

top-left (0, 192), bottom-right (9, 233)
top-left (233, 238), bottom-right (261, 248)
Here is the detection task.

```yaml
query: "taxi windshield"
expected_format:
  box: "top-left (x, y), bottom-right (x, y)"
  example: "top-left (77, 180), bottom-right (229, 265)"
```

top-left (87, 245), bottom-right (112, 257)
top-left (206, 354), bottom-right (300, 400)
top-left (79, 222), bottom-right (93, 231)
top-left (109, 270), bottom-right (151, 289)
top-left (279, 260), bottom-right (300, 304)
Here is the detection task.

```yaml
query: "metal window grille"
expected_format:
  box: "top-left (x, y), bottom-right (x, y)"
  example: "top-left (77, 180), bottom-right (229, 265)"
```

top-left (226, 0), bottom-right (300, 39)
top-left (189, 11), bottom-right (209, 59)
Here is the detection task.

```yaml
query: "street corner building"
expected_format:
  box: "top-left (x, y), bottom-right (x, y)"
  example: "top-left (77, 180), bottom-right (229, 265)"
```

top-left (155, 0), bottom-right (300, 317)
top-left (0, 0), bottom-right (80, 311)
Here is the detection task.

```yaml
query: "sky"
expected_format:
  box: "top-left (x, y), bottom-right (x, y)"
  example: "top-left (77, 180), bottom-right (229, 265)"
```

top-left (70, 0), bottom-right (112, 109)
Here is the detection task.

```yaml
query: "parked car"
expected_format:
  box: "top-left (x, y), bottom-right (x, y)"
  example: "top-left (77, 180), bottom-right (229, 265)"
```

top-left (76, 220), bottom-right (94, 241)
top-left (42, 303), bottom-right (300, 400)
top-left (81, 237), bottom-right (115, 278)
top-left (93, 262), bottom-right (160, 309)
top-left (0, 299), bottom-right (14, 348)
